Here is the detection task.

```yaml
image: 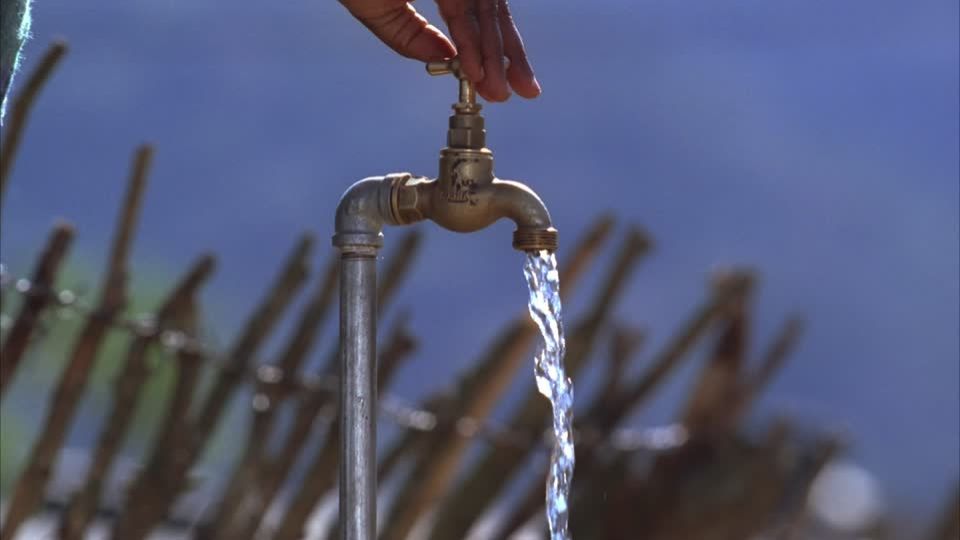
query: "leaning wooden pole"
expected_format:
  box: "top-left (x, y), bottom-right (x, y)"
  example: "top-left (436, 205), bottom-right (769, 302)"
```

top-left (197, 231), bottom-right (423, 540)
top-left (0, 222), bottom-right (74, 397)
top-left (112, 234), bottom-right (313, 540)
top-left (199, 251), bottom-right (339, 539)
top-left (0, 41), bottom-right (68, 213)
top-left (58, 255), bottom-right (216, 540)
top-left (270, 318), bottom-right (418, 540)
top-left (0, 145), bottom-right (150, 540)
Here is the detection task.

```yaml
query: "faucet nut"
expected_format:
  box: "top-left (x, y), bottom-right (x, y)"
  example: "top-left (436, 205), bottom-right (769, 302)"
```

top-left (389, 174), bottom-right (431, 225)
top-left (513, 227), bottom-right (559, 253)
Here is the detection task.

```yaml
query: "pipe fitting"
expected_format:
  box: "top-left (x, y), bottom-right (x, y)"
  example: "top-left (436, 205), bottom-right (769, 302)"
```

top-left (332, 176), bottom-right (400, 253)
top-left (512, 226), bottom-right (559, 253)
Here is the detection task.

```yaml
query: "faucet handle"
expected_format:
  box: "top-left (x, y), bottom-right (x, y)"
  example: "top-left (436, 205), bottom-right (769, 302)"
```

top-left (425, 58), bottom-right (464, 78)
top-left (425, 57), bottom-right (510, 78)
top-left (425, 58), bottom-right (478, 110)
top-left (425, 57), bottom-right (511, 109)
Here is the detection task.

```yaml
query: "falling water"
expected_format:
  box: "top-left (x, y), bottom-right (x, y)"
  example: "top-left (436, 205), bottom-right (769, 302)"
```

top-left (523, 250), bottom-right (574, 540)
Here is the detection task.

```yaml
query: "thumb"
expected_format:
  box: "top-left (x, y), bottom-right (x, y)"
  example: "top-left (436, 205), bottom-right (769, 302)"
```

top-left (346, 3), bottom-right (457, 61)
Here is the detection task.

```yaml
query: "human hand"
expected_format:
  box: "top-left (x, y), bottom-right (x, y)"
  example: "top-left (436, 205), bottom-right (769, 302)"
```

top-left (339, 0), bottom-right (540, 102)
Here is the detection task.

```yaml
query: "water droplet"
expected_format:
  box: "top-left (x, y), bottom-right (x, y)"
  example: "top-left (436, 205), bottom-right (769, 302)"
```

top-left (161, 330), bottom-right (187, 350)
top-left (257, 365), bottom-right (284, 384)
top-left (410, 410), bottom-right (436, 431)
top-left (456, 417), bottom-right (479, 437)
top-left (252, 393), bottom-right (271, 412)
top-left (134, 314), bottom-right (158, 336)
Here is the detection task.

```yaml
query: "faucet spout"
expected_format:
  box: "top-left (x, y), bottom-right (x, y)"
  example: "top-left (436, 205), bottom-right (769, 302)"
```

top-left (488, 179), bottom-right (558, 252)
top-left (389, 174), bottom-right (558, 252)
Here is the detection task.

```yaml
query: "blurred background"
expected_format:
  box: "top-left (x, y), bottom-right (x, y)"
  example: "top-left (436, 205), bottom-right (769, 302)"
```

top-left (1, 0), bottom-right (957, 538)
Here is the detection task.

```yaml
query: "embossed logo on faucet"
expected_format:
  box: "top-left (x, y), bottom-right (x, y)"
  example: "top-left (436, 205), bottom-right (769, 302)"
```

top-left (447, 158), bottom-right (480, 205)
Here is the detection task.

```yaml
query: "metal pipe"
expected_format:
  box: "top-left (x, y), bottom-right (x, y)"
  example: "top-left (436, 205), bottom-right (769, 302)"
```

top-left (333, 177), bottom-right (394, 540)
top-left (338, 251), bottom-right (378, 540)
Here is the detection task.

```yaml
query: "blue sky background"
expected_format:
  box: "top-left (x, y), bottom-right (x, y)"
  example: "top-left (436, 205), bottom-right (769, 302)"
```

top-left (1, 0), bottom-right (957, 531)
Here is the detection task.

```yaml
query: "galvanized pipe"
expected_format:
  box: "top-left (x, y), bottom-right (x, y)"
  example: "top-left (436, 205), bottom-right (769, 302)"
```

top-left (338, 250), bottom-right (379, 540)
top-left (334, 177), bottom-right (390, 540)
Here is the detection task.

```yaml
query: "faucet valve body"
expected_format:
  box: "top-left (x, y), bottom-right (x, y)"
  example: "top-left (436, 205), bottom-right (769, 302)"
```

top-left (385, 171), bottom-right (557, 252)
top-left (447, 104), bottom-right (485, 148)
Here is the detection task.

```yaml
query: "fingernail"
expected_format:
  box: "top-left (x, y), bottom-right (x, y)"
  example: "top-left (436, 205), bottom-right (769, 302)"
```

top-left (533, 77), bottom-right (542, 94)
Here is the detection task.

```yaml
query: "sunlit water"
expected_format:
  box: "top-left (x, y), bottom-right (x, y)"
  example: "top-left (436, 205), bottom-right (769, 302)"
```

top-left (523, 251), bottom-right (574, 540)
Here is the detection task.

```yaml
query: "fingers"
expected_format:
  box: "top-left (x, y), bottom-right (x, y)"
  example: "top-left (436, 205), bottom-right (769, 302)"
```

top-left (438, 1), bottom-right (486, 83)
top-left (346, 2), bottom-right (456, 61)
top-left (474, 1), bottom-right (509, 101)
top-left (439, 0), bottom-right (537, 101)
top-left (344, 0), bottom-right (539, 101)
top-left (499, 0), bottom-right (540, 98)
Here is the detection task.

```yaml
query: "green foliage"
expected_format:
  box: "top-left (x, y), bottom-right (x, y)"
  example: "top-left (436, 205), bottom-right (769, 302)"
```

top-left (0, 412), bottom-right (27, 492)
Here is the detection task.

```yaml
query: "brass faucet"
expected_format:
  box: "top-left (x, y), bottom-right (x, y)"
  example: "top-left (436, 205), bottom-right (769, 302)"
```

top-left (385, 58), bottom-right (558, 252)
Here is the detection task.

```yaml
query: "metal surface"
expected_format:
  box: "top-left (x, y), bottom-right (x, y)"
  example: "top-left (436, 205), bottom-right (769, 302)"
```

top-left (334, 177), bottom-right (392, 540)
top-left (426, 59), bottom-right (478, 112)
top-left (338, 251), bottom-right (378, 540)
top-left (389, 172), bottom-right (557, 251)
top-left (332, 177), bottom-right (395, 250)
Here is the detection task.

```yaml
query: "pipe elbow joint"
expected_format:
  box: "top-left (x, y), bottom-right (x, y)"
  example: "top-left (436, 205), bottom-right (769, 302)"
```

top-left (333, 176), bottom-right (398, 252)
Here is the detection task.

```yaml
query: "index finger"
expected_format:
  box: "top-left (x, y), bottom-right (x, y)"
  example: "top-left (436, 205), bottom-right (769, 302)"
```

top-left (437, 0), bottom-right (486, 83)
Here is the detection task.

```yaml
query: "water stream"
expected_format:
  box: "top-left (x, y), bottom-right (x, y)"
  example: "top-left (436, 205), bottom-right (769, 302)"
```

top-left (523, 251), bottom-right (574, 540)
